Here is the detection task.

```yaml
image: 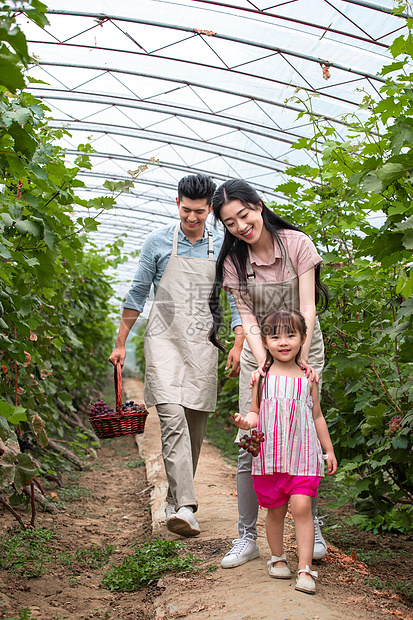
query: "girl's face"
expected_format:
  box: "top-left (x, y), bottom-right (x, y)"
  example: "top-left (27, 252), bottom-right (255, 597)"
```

top-left (219, 199), bottom-right (264, 245)
top-left (263, 328), bottom-right (306, 364)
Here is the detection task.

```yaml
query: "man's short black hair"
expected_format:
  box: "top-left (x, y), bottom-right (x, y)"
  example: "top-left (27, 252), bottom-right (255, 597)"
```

top-left (177, 174), bottom-right (216, 204)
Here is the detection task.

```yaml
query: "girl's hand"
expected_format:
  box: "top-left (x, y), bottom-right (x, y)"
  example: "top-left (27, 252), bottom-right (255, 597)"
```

top-left (300, 360), bottom-right (319, 383)
top-left (326, 453), bottom-right (338, 475)
top-left (234, 413), bottom-right (253, 430)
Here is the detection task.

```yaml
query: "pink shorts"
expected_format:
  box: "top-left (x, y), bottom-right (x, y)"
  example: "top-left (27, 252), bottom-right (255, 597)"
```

top-left (252, 473), bottom-right (321, 509)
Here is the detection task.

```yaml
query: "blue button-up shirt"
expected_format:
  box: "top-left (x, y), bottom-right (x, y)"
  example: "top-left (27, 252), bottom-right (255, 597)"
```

top-left (124, 222), bottom-right (241, 329)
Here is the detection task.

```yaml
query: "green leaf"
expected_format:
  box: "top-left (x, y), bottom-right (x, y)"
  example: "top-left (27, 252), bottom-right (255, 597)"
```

top-left (376, 162), bottom-right (408, 185)
top-left (391, 436), bottom-right (409, 450)
top-left (395, 215), bottom-right (413, 231)
top-left (82, 217), bottom-right (99, 232)
top-left (0, 400), bottom-right (27, 424)
top-left (0, 243), bottom-right (11, 259)
top-left (1, 106), bottom-right (32, 128)
top-left (0, 55), bottom-right (25, 92)
top-left (0, 415), bottom-right (12, 441)
top-left (401, 230), bottom-right (413, 250)
top-left (14, 453), bottom-right (36, 488)
top-left (361, 172), bottom-right (382, 193)
top-left (0, 449), bottom-right (17, 487)
top-left (15, 219), bottom-right (42, 236)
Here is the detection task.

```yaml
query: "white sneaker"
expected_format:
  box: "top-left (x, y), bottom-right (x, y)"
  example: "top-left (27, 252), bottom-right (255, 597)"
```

top-left (221, 535), bottom-right (259, 569)
top-left (165, 503), bottom-right (176, 521)
top-left (166, 506), bottom-right (200, 537)
top-left (313, 516), bottom-right (327, 560)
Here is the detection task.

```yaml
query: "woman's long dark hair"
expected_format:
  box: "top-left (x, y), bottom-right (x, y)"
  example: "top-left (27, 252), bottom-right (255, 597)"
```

top-left (208, 179), bottom-right (328, 351)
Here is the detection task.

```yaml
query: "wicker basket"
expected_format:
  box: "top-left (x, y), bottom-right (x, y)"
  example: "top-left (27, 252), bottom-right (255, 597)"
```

top-left (89, 362), bottom-right (149, 438)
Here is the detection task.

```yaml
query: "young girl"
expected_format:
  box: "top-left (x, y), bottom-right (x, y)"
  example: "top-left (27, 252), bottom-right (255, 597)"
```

top-left (209, 179), bottom-right (329, 569)
top-left (234, 309), bottom-right (337, 595)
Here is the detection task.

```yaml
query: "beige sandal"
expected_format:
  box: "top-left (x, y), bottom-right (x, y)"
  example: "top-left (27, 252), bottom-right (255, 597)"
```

top-left (295, 565), bottom-right (318, 594)
top-left (267, 553), bottom-right (292, 579)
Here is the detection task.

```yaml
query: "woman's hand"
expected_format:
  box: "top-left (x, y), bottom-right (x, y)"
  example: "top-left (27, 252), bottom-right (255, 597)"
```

top-left (249, 358), bottom-right (267, 389)
top-left (234, 412), bottom-right (253, 430)
top-left (300, 360), bottom-right (319, 383)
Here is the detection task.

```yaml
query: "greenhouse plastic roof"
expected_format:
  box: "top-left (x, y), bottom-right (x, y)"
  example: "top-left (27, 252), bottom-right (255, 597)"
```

top-left (18, 0), bottom-right (409, 289)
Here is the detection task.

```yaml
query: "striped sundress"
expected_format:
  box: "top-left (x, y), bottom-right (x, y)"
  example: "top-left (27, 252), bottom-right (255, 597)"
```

top-left (252, 374), bottom-right (325, 477)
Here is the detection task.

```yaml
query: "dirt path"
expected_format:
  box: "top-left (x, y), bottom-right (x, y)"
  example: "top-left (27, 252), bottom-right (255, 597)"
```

top-left (1, 377), bottom-right (412, 620)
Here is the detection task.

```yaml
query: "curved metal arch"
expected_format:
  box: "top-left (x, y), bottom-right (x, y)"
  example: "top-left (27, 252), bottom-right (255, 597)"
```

top-left (18, 1), bottom-right (407, 259)
top-left (63, 148), bottom-right (293, 190)
top-left (187, 0), bottom-right (407, 43)
top-left (43, 10), bottom-right (387, 84)
top-left (77, 170), bottom-right (280, 196)
top-left (342, 0), bottom-right (410, 17)
top-left (34, 60), bottom-right (369, 119)
top-left (31, 90), bottom-right (319, 148)
top-left (49, 120), bottom-right (299, 172)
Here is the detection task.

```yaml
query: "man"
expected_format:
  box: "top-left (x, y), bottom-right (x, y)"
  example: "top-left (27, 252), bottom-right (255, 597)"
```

top-left (109, 173), bottom-right (243, 537)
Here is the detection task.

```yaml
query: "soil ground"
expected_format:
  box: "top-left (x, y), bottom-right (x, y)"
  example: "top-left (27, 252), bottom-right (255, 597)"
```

top-left (1, 377), bottom-right (412, 620)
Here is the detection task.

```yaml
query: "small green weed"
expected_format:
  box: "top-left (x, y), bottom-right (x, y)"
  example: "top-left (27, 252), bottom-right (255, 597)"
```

top-left (353, 547), bottom-right (407, 564)
top-left (59, 543), bottom-right (114, 569)
top-left (126, 457), bottom-right (145, 468)
top-left (364, 576), bottom-right (413, 603)
top-left (0, 529), bottom-right (56, 578)
top-left (56, 485), bottom-right (91, 505)
top-left (102, 538), bottom-right (200, 592)
top-left (393, 580), bottom-right (413, 602)
top-left (2, 610), bottom-right (38, 620)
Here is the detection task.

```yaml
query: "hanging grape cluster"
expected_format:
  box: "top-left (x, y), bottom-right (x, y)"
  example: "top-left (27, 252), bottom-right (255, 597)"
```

top-left (238, 430), bottom-right (264, 457)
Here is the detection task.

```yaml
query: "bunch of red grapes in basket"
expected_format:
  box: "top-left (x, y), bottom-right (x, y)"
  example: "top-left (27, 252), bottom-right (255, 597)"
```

top-left (238, 430), bottom-right (264, 457)
top-left (89, 399), bottom-right (146, 417)
top-left (89, 400), bottom-right (115, 417)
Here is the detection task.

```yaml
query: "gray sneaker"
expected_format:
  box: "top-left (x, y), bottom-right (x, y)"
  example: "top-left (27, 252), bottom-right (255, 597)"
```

top-left (166, 507), bottom-right (200, 537)
top-left (313, 516), bottom-right (327, 560)
top-left (221, 535), bottom-right (259, 569)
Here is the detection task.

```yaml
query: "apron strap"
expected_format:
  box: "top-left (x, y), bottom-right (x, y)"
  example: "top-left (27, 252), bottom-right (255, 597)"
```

top-left (173, 222), bottom-right (214, 259)
top-left (206, 223), bottom-right (214, 260)
top-left (172, 223), bottom-right (180, 256)
top-left (246, 237), bottom-right (297, 280)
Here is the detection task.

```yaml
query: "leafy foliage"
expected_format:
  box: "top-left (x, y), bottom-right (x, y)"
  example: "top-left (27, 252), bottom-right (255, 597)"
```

top-left (0, 527), bottom-right (56, 578)
top-left (210, 9), bottom-right (413, 533)
top-left (0, 3), bottom-right (123, 514)
top-left (102, 538), bottom-right (199, 592)
top-left (264, 28), bottom-right (413, 532)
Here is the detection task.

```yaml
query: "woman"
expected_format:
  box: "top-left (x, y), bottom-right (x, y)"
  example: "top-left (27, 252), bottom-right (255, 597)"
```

top-left (208, 179), bottom-right (328, 569)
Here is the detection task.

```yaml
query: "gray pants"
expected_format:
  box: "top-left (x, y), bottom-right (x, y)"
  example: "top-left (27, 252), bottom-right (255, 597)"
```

top-left (237, 346), bottom-right (319, 539)
top-left (156, 403), bottom-right (209, 512)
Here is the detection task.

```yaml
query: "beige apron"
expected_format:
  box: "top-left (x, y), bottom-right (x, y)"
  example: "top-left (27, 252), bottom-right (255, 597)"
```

top-left (144, 223), bottom-right (218, 411)
top-left (238, 246), bottom-right (324, 417)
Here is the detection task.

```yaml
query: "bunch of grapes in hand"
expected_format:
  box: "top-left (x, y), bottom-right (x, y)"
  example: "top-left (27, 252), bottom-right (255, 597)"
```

top-left (238, 430), bottom-right (264, 457)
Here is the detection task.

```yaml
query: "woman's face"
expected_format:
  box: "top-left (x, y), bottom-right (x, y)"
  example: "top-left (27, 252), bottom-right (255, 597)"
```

top-left (220, 199), bottom-right (264, 245)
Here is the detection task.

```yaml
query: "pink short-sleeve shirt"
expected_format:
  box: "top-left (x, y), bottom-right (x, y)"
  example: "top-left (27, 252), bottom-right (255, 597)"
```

top-left (222, 229), bottom-right (322, 291)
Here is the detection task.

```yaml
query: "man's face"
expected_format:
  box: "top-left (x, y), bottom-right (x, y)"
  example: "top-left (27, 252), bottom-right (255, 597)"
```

top-left (176, 196), bottom-right (212, 238)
